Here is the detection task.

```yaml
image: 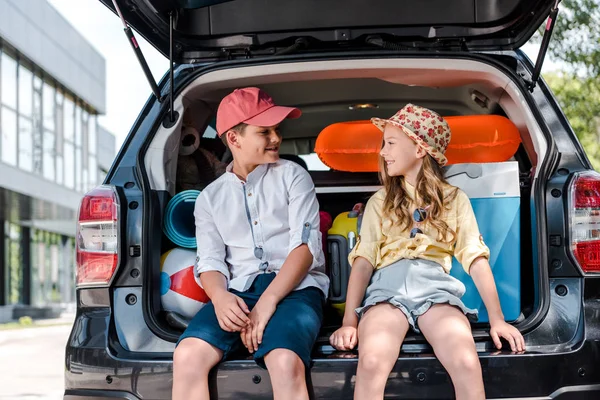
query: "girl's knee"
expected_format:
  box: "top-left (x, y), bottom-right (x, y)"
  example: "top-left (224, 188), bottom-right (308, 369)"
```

top-left (446, 351), bottom-right (481, 377)
top-left (265, 349), bottom-right (305, 380)
top-left (358, 352), bottom-right (391, 376)
top-left (173, 338), bottom-right (221, 375)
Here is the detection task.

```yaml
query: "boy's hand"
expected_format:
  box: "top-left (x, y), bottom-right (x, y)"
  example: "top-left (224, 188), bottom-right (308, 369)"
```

top-left (241, 297), bottom-right (277, 353)
top-left (329, 326), bottom-right (358, 351)
top-left (489, 319), bottom-right (525, 352)
top-left (211, 291), bottom-right (251, 332)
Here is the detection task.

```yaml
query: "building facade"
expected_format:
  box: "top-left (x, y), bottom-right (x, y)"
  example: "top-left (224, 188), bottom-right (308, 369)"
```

top-left (0, 0), bottom-right (115, 317)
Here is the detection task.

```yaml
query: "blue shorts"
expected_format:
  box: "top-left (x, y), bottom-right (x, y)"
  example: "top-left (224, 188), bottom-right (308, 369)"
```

top-left (176, 273), bottom-right (324, 369)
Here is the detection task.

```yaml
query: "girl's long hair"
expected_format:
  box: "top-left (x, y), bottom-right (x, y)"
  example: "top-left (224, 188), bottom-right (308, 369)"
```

top-left (379, 154), bottom-right (458, 243)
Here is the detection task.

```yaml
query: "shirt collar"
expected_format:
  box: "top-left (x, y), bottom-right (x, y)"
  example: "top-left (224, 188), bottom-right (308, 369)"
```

top-left (225, 162), bottom-right (271, 184)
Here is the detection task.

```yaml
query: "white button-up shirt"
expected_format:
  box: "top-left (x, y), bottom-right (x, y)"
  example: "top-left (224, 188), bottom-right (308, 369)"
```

top-left (193, 159), bottom-right (329, 298)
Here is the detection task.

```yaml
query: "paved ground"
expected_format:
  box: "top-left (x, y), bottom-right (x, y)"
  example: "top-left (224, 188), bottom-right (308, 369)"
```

top-left (0, 314), bottom-right (75, 399)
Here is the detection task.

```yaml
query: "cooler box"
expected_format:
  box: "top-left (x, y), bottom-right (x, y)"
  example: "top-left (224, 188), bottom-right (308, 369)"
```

top-left (446, 162), bottom-right (521, 323)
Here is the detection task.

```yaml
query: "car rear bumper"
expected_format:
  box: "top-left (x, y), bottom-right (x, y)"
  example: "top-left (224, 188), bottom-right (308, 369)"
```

top-left (65, 341), bottom-right (600, 399)
top-left (64, 385), bottom-right (600, 399)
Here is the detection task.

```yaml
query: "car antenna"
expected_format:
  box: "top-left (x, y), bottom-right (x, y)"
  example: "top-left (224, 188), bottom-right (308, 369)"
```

top-left (111, 0), bottom-right (162, 102)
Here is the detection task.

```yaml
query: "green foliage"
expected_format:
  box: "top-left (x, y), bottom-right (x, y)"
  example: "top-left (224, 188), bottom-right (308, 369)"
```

top-left (544, 73), bottom-right (600, 168)
top-left (535, 0), bottom-right (600, 168)
top-left (548, 0), bottom-right (600, 76)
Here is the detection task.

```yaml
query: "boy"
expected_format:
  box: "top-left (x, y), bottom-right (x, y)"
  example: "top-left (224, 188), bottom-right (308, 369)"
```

top-left (173, 87), bottom-right (329, 400)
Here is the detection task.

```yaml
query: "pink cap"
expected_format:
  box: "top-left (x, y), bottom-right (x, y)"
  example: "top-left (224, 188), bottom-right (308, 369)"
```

top-left (216, 87), bottom-right (301, 137)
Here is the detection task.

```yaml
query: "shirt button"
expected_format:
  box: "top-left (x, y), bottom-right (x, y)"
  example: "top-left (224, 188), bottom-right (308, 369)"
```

top-left (248, 193), bottom-right (252, 197)
top-left (254, 221), bottom-right (258, 225)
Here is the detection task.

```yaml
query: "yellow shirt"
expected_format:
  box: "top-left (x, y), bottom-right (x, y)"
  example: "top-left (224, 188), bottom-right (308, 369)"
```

top-left (348, 183), bottom-right (490, 274)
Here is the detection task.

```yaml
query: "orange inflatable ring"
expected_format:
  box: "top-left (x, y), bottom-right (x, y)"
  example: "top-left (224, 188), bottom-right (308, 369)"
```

top-left (314, 115), bottom-right (521, 172)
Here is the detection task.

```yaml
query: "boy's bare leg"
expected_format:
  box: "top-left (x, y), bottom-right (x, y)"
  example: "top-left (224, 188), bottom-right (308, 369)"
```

top-left (354, 303), bottom-right (409, 399)
top-left (418, 304), bottom-right (485, 400)
top-left (172, 338), bottom-right (223, 400)
top-left (264, 348), bottom-right (309, 400)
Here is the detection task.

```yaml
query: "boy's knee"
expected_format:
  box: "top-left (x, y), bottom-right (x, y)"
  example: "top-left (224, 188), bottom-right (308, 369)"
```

top-left (265, 349), bottom-right (305, 380)
top-left (174, 338), bottom-right (221, 375)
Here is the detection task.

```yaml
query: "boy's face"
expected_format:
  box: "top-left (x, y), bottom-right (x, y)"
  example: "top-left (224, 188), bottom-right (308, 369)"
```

top-left (230, 124), bottom-right (282, 165)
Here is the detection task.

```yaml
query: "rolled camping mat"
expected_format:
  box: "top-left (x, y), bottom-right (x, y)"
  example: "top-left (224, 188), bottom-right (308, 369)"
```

top-left (163, 190), bottom-right (201, 248)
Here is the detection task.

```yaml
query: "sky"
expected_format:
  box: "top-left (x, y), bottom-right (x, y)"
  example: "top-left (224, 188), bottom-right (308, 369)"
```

top-left (47, 0), bottom-right (167, 149)
top-left (46, 0), bottom-right (557, 151)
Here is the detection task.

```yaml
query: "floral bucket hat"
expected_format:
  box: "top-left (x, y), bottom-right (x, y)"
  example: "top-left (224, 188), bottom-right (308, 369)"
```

top-left (371, 104), bottom-right (451, 166)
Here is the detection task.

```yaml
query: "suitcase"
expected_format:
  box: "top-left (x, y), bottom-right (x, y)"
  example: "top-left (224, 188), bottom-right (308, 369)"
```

top-left (327, 206), bottom-right (363, 316)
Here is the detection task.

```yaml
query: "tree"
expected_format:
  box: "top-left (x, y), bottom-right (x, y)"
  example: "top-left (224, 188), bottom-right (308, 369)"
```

top-left (536, 0), bottom-right (600, 168)
top-left (547, 0), bottom-right (600, 76)
top-left (544, 73), bottom-right (600, 167)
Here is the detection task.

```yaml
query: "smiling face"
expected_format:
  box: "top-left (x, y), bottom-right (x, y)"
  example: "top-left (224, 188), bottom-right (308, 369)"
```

top-left (379, 123), bottom-right (426, 183)
top-left (227, 123), bottom-right (282, 167)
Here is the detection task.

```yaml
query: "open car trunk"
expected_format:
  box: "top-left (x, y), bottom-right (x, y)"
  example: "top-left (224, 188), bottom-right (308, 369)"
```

top-left (99, 0), bottom-right (556, 63)
top-left (126, 54), bottom-right (547, 360)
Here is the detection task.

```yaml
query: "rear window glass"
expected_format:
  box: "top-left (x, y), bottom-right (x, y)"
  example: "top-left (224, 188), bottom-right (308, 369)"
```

top-left (300, 153), bottom-right (329, 171)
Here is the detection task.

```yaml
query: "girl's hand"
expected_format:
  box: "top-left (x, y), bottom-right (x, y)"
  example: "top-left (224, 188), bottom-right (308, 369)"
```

top-left (329, 326), bottom-right (358, 351)
top-left (489, 320), bottom-right (525, 352)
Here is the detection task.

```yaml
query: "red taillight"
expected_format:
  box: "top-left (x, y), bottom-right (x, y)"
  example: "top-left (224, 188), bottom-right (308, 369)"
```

top-left (569, 171), bottom-right (600, 273)
top-left (76, 186), bottom-right (120, 286)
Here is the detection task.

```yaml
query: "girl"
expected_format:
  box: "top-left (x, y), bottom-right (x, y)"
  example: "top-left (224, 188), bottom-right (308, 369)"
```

top-left (329, 104), bottom-right (525, 400)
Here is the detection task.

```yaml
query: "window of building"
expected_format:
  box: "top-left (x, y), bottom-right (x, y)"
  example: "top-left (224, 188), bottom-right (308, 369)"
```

top-left (1, 51), bottom-right (17, 110)
top-left (5, 222), bottom-right (23, 305)
top-left (75, 145), bottom-right (82, 192)
top-left (64, 96), bottom-right (74, 143)
top-left (43, 81), bottom-right (55, 132)
top-left (1, 107), bottom-right (17, 166)
top-left (88, 155), bottom-right (98, 190)
top-left (56, 89), bottom-right (64, 154)
top-left (75, 103), bottom-right (84, 191)
top-left (43, 130), bottom-right (55, 181)
top-left (88, 115), bottom-right (98, 190)
top-left (56, 155), bottom-right (64, 186)
top-left (18, 116), bottom-right (33, 172)
top-left (32, 73), bottom-right (43, 175)
top-left (82, 111), bottom-right (89, 190)
top-left (75, 103), bottom-right (82, 147)
top-left (64, 142), bottom-right (74, 189)
top-left (18, 63), bottom-right (33, 118)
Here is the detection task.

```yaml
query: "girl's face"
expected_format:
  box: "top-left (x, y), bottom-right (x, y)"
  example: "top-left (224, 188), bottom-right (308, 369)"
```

top-left (379, 124), bottom-right (426, 180)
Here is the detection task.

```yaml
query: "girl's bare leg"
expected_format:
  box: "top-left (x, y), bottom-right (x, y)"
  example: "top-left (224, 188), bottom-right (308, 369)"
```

top-left (418, 304), bottom-right (485, 400)
top-left (354, 303), bottom-right (410, 399)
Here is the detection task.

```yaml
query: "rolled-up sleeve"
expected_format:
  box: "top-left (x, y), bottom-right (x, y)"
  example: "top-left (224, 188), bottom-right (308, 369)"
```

top-left (194, 192), bottom-right (230, 286)
top-left (287, 165), bottom-right (324, 270)
top-left (453, 191), bottom-right (490, 274)
top-left (348, 193), bottom-right (384, 268)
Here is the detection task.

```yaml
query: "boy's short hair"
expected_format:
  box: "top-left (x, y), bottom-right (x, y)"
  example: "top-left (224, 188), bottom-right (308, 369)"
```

top-left (220, 122), bottom-right (247, 148)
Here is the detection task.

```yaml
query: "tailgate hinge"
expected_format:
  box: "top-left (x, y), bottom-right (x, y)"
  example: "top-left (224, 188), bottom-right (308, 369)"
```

top-left (525, 0), bottom-right (561, 92)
